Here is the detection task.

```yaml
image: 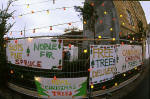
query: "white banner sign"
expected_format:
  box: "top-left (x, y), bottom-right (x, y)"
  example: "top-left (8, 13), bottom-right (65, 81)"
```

top-left (116, 45), bottom-right (142, 73)
top-left (90, 45), bottom-right (116, 84)
top-left (34, 77), bottom-right (87, 99)
top-left (6, 38), bottom-right (63, 70)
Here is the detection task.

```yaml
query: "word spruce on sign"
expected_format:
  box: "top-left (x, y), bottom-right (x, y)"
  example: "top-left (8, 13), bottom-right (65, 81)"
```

top-left (93, 48), bottom-right (113, 58)
top-left (34, 43), bottom-right (57, 59)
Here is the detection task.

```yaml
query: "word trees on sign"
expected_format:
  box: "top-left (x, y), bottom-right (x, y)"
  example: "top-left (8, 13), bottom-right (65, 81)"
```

top-left (90, 45), bottom-right (116, 84)
top-left (6, 39), bottom-right (63, 70)
top-left (34, 77), bottom-right (87, 99)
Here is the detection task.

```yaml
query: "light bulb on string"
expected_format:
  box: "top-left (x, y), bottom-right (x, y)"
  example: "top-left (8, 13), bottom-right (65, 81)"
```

top-left (101, 3), bottom-right (104, 6)
top-left (47, 10), bottom-right (50, 14)
top-left (10, 31), bottom-right (12, 35)
top-left (18, 15), bottom-right (22, 18)
top-left (112, 18), bottom-right (116, 21)
top-left (68, 23), bottom-right (72, 25)
top-left (91, 2), bottom-right (94, 6)
top-left (99, 20), bottom-right (103, 24)
top-left (33, 29), bottom-right (36, 33)
top-left (122, 22), bottom-right (125, 25)
top-left (121, 42), bottom-right (124, 45)
top-left (120, 14), bottom-right (123, 18)
top-left (27, 4), bottom-right (29, 8)
top-left (84, 21), bottom-right (87, 24)
top-left (31, 10), bottom-right (34, 14)
top-left (104, 11), bottom-right (107, 15)
top-left (110, 28), bottom-right (113, 31)
top-left (20, 31), bottom-right (23, 35)
top-left (98, 35), bottom-right (102, 39)
top-left (54, 76), bottom-right (57, 80)
top-left (50, 26), bottom-right (52, 30)
top-left (119, 32), bottom-right (122, 36)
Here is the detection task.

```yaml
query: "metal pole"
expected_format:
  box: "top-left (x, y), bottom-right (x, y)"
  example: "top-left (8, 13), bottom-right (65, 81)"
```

top-left (24, 24), bottom-right (26, 38)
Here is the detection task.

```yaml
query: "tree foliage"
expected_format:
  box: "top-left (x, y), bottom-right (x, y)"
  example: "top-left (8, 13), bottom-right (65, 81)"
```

top-left (0, 0), bottom-right (14, 89)
top-left (74, 3), bottom-right (98, 32)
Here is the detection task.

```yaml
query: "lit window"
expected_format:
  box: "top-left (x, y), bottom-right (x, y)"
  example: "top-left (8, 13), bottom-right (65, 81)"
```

top-left (126, 10), bottom-right (134, 26)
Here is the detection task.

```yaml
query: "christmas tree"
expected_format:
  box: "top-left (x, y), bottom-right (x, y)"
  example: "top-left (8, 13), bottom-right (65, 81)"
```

top-left (35, 80), bottom-right (49, 97)
top-left (26, 47), bottom-right (30, 56)
top-left (73, 81), bottom-right (87, 97)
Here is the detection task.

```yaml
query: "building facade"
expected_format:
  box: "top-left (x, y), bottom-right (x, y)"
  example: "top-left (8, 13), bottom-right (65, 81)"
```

top-left (113, 0), bottom-right (147, 40)
top-left (83, 0), bottom-right (147, 43)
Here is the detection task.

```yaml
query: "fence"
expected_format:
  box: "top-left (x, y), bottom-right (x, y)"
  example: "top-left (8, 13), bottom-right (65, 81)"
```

top-left (7, 36), bottom-right (143, 98)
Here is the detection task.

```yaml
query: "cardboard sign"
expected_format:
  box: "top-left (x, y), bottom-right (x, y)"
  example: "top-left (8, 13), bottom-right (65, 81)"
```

top-left (90, 45), bottom-right (116, 84)
top-left (34, 77), bottom-right (87, 99)
top-left (6, 38), bottom-right (63, 70)
top-left (116, 45), bottom-right (142, 73)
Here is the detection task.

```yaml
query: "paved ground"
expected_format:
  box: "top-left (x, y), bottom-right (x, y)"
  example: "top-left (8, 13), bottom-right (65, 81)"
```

top-left (122, 68), bottom-right (149, 99)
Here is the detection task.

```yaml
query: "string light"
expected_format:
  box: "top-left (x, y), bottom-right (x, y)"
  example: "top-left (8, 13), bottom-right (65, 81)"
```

top-left (101, 3), bottom-right (104, 7)
top-left (15, 40), bottom-right (18, 43)
top-left (47, 10), bottom-right (50, 14)
top-left (10, 21), bottom-right (80, 34)
top-left (27, 4), bottom-right (29, 8)
top-left (84, 49), bottom-right (87, 53)
top-left (91, 84), bottom-right (94, 89)
top-left (99, 20), bottom-right (103, 24)
top-left (35, 77), bottom-right (40, 81)
top-left (104, 11), bottom-right (107, 15)
top-left (121, 42), bottom-right (124, 45)
top-left (31, 10), bottom-right (34, 14)
top-left (20, 31), bottom-right (23, 35)
top-left (120, 14), bottom-right (123, 17)
top-left (18, 15), bottom-right (22, 18)
top-left (54, 76), bottom-right (57, 80)
top-left (123, 73), bottom-right (126, 77)
top-left (119, 32), bottom-right (122, 36)
top-left (10, 70), bottom-right (14, 74)
top-left (88, 68), bottom-right (92, 72)
top-left (115, 83), bottom-right (118, 86)
top-left (50, 26), bottom-right (53, 30)
top-left (102, 86), bottom-right (106, 90)
top-left (68, 23), bottom-right (72, 25)
top-left (4, 44), bottom-right (6, 47)
top-left (133, 37), bottom-right (135, 40)
top-left (91, 2), bottom-right (94, 6)
top-left (112, 38), bottom-right (115, 41)
top-left (21, 75), bottom-right (24, 78)
top-left (13, 6), bottom-right (74, 18)
top-left (112, 18), bottom-right (116, 21)
top-left (122, 22), bottom-right (125, 25)
top-left (10, 31), bottom-right (12, 35)
top-left (12, 0), bottom-right (51, 6)
top-left (98, 35), bottom-right (102, 39)
top-left (28, 37), bottom-right (33, 42)
top-left (110, 28), bottom-right (113, 31)
top-left (33, 29), bottom-right (36, 33)
top-left (84, 21), bottom-right (87, 24)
